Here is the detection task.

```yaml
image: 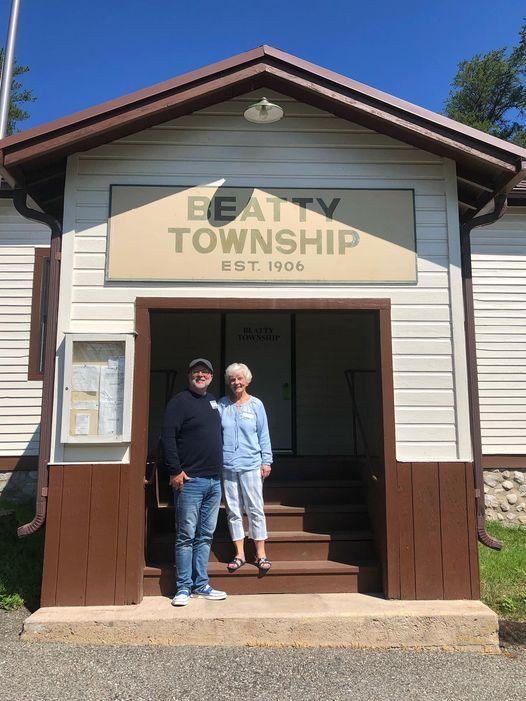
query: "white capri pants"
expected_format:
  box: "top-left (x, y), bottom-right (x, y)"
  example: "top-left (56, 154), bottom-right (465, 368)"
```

top-left (222, 468), bottom-right (268, 542)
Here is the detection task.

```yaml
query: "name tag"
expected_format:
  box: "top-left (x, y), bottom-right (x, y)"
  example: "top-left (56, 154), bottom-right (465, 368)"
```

top-left (242, 411), bottom-right (255, 420)
top-left (209, 400), bottom-right (218, 409)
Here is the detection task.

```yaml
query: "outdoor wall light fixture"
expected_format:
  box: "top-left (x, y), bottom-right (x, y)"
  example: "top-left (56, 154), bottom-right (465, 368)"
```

top-left (243, 97), bottom-right (284, 123)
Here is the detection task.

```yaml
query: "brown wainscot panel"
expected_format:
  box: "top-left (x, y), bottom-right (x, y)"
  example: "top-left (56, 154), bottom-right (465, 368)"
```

top-left (395, 461), bottom-right (479, 600)
top-left (41, 464), bottom-right (134, 607)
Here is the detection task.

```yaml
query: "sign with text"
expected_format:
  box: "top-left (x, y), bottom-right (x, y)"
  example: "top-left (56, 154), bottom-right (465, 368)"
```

top-left (225, 314), bottom-right (292, 450)
top-left (106, 186), bottom-right (416, 283)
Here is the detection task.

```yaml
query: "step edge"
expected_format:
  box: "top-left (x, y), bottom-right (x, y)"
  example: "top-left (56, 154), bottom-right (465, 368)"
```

top-left (156, 503), bottom-right (369, 513)
top-left (150, 530), bottom-right (375, 544)
top-left (144, 561), bottom-right (380, 576)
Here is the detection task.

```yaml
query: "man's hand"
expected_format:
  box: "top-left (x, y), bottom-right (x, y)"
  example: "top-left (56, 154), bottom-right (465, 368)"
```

top-left (170, 471), bottom-right (189, 490)
top-left (261, 464), bottom-right (272, 480)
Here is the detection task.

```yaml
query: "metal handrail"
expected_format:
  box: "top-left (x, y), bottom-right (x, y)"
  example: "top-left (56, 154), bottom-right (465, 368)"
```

top-left (344, 368), bottom-right (378, 480)
top-left (145, 369), bottom-right (178, 488)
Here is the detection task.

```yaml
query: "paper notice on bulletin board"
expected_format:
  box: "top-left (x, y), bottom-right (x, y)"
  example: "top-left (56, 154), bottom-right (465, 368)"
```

top-left (98, 365), bottom-right (123, 436)
top-left (70, 408), bottom-right (99, 436)
top-left (73, 400), bottom-right (99, 410)
top-left (108, 356), bottom-right (125, 372)
top-left (74, 413), bottom-right (90, 435)
top-left (72, 365), bottom-right (100, 392)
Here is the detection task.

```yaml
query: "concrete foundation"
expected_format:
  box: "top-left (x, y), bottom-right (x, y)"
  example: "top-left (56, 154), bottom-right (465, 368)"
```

top-left (22, 594), bottom-right (499, 652)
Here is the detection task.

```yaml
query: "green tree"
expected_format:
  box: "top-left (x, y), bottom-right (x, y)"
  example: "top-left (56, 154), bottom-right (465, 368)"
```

top-left (0, 48), bottom-right (35, 135)
top-left (444, 23), bottom-right (526, 147)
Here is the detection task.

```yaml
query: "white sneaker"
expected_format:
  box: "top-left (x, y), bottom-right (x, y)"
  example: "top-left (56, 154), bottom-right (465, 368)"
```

top-left (171, 589), bottom-right (191, 606)
top-left (192, 585), bottom-right (227, 600)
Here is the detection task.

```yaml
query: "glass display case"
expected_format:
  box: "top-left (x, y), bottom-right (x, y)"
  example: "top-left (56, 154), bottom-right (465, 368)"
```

top-left (61, 334), bottom-right (133, 443)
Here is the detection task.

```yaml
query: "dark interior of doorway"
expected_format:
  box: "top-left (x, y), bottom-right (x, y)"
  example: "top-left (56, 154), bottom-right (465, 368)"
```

top-left (144, 310), bottom-right (385, 595)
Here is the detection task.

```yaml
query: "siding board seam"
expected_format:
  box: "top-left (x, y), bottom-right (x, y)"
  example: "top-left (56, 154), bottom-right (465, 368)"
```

top-left (83, 465), bottom-right (94, 606)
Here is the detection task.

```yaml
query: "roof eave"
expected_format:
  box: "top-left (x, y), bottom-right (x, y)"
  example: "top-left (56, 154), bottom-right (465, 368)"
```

top-left (1, 45), bottom-right (525, 218)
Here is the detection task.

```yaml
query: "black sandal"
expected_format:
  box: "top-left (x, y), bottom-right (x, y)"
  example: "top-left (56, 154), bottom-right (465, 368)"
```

top-left (255, 556), bottom-right (272, 576)
top-left (227, 557), bottom-right (246, 573)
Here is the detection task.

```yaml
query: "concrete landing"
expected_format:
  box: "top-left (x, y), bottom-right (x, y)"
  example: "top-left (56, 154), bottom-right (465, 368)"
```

top-left (22, 594), bottom-right (499, 652)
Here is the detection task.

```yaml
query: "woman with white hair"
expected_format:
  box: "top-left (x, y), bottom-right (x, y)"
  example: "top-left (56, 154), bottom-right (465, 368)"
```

top-left (218, 362), bottom-right (273, 574)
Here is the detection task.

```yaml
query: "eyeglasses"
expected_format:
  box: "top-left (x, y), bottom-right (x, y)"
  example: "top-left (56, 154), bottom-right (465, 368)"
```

top-left (191, 369), bottom-right (212, 376)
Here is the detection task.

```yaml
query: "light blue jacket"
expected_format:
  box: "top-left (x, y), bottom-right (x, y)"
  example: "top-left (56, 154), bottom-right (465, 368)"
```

top-left (218, 395), bottom-right (273, 472)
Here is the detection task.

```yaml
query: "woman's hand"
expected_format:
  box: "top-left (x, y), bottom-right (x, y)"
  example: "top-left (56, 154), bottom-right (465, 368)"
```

top-left (260, 464), bottom-right (272, 480)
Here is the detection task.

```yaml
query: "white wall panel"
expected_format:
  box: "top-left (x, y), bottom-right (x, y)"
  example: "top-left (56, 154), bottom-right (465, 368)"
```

top-left (472, 208), bottom-right (526, 452)
top-left (0, 199), bottom-right (49, 455)
top-left (54, 90), bottom-right (471, 463)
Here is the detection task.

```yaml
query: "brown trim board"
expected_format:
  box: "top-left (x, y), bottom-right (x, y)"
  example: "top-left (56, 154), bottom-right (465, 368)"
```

top-left (131, 296), bottom-right (397, 603)
top-left (482, 455), bottom-right (526, 470)
top-left (378, 306), bottom-right (399, 599)
top-left (28, 246), bottom-right (51, 381)
top-left (135, 297), bottom-right (391, 311)
top-left (126, 305), bottom-right (150, 604)
top-left (0, 455), bottom-right (38, 472)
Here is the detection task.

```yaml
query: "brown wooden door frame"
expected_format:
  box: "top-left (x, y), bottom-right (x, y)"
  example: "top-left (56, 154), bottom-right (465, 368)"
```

top-left (129, 297), bottom-right (398, 601)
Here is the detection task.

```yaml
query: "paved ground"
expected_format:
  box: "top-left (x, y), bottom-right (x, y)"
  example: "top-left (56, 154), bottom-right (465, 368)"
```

top-left (1, 609), bottom-right (525, 701)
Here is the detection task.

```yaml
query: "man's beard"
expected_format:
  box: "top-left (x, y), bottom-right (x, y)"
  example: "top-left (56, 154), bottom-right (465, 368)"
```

top-left (189, 377), bottom-right (212, 392)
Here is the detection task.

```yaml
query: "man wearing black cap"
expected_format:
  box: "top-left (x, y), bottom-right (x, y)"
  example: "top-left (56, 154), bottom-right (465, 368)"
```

top-left (161, 358), bottom-right (226, 606)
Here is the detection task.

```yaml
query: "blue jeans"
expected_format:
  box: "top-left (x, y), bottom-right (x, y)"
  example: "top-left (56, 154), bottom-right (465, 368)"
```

top-left (173, 476), bottom-right (221, 592)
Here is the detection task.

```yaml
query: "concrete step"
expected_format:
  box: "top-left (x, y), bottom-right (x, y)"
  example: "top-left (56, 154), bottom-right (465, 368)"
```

top-left (149, 529), bottom-right (376, 563)
top-left (144, 560), bottom-right (382, 595)
top-left (22, 595), bottom-right (500, 652)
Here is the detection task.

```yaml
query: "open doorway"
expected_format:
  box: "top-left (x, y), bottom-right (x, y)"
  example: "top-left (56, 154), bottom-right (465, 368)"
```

top-left (147, 310), bottom-right (382, 459)
top-left (141, 301), bottom-right (394, 596)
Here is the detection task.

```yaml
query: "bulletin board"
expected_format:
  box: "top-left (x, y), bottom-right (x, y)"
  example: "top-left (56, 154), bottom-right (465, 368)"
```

top-left (61, 334), bottom-right (133, 443)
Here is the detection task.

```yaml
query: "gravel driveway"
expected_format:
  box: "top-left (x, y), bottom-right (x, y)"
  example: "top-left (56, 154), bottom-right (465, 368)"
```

top-left (1, 609), bottom-right (524, 701)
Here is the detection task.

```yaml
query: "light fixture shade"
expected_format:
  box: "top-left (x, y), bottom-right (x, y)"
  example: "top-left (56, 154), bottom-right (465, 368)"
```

top-left (243, 97), bottom-right (284, 124)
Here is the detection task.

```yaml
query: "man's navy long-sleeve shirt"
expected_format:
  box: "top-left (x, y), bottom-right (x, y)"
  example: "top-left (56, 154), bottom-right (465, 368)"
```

top-left (161, 388), bottom-right (222, 477)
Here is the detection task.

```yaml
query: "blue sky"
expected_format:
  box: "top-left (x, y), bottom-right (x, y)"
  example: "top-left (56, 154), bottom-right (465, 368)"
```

top-left (1, 0), bottom-right (525, 130)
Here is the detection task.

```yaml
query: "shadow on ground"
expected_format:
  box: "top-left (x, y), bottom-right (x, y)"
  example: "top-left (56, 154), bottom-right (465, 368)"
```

top-left (499, 619), bottom-right (526, 647)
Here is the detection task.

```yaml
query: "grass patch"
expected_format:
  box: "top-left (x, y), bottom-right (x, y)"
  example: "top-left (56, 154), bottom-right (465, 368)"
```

top-left (0, 498), bottom-right (44, 611)
top-left (479, 521), bottom-right (526, 620)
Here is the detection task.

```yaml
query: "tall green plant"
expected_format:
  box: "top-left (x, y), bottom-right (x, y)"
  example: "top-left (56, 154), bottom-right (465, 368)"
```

top-left (445, 23), bottom-right (526, 147)
top-left (0, 48), bottom-right (35, 135)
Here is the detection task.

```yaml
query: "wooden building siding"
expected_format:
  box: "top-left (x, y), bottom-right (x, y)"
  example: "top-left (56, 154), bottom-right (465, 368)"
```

top-left (0, 198), bottom-right (49, 457)
top-left (41, 463), bottom-right (133, 606)
top-left (41, 460), bottom-right (478, 605)
top-left (53, 90), bottom-right (470, 464)
top-left (396, 461), bottom-right (479, 599)
top-left (472, 207), bottom-right (526, 454)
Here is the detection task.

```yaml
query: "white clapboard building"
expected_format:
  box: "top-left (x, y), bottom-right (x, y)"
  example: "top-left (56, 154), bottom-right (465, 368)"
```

top-left (0, 47), bottom-right (525, 607)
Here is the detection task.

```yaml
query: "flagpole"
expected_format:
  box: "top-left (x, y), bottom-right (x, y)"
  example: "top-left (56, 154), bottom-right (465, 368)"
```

top-left (0, 0), bottom-right (22, 139)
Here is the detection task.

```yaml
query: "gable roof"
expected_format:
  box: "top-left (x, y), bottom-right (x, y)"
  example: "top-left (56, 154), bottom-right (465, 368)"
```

top-left (1, 45), bottom-right (525, 219)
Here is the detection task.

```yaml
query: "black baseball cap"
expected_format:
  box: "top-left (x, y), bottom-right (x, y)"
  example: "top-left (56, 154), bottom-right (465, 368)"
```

top-left (188, 358), bottom-right (214, 373)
